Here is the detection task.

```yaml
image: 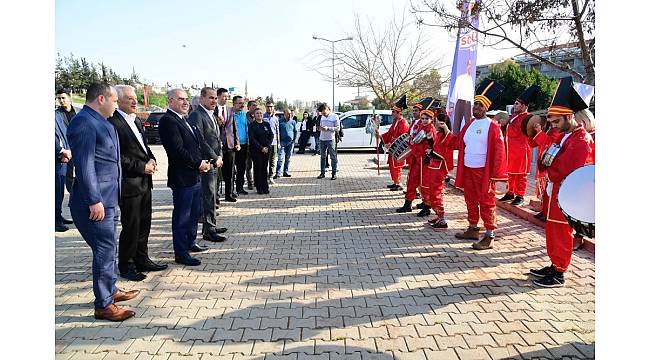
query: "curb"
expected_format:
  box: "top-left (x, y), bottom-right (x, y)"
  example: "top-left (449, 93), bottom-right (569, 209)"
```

top-left (447, 177), bottom-right (595, 255)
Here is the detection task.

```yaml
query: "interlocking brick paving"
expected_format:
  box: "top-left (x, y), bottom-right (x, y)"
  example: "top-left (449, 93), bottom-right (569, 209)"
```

top-left (55, 147), bottom-right (594, 360)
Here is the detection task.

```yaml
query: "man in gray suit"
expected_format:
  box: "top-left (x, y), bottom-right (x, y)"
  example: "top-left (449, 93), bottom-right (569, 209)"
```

top-left (188, 87), bottom-right (228, 243)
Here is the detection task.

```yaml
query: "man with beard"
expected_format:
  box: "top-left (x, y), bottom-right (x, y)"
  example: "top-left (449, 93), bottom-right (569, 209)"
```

top-left (453, 80), bottom-right (508, 250)
top-left (499, 85), bottom-right (540, 206)
top-left (379, 95), bottom-right (409, 191)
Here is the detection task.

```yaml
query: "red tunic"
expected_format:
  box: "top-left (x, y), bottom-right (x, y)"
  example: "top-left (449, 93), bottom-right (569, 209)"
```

top-left (380, 115), bottom-right (409, 166)
top-left (537, 124), bottom-right (595, 223)
top-left (454, 118), bottom-right (508, 194)
top-left (505, 112), bottom-right (532, 175)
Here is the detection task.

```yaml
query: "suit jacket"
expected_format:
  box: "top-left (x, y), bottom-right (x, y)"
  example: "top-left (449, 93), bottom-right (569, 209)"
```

top-left (215, 105), bottom-right (239, 150)
top-left (67, 105), bottom-right (121, 209)
top-left (55, 111), bottom-right (70, 176)
top-left (159, 109), bottom-right (208, 188)
top-left (188, 105), bottom-right (221, 161)
top-left (108, 110), bottom-right (156, 197)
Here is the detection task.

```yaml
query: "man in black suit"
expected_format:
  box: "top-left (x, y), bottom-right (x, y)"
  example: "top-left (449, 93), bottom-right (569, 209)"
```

top-left (55, 104), bottom-right (73, 232)
top-left (56, 88), bottom-right (77, 192)
top-left (109, 85), bottom-right (168, 281)
top-left (159, 88), bottom-right (212, 266)
top-left (188, 87), bottom-right (228, 243)
top-left (215, 88), bottom-right (240, 202)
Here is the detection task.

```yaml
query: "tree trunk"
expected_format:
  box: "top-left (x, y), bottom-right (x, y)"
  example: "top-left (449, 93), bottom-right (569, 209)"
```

top-left (572, 0), bottom-right (595, 85)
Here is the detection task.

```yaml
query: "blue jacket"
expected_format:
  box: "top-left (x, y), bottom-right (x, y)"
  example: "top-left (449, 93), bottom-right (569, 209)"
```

top-left (55, 111), bottom-right (70, 176)
top-left (278, 116), bottom-right (297, 146)
top-left (67, 105), bottom-right (121, 209)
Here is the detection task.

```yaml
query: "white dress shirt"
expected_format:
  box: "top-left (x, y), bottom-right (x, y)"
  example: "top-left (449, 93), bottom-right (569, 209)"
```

top-left (117, 109), bottom-right (146, 151)
top-left (463, 118), bottom-right (491, 168)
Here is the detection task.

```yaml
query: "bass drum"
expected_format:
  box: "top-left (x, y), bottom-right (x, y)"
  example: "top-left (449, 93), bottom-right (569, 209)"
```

top-left (387, 133), bottom-right (412, 161)
top-left (557, 164), bottom-right (595, 238)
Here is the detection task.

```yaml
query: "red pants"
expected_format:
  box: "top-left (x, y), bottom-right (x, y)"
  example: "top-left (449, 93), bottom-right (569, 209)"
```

top-left (388, 156), bottom-right (404, 184)
top-left (507, 173), bottom-right (528, 196)
top-left (546, 221), bottom-right (574, 272)
top-left (462, 166), bottom-right (497, 230)
top-left (405, 158), bottom-right (421, 201)
top-left (421, 166), bottom-right (447, 216)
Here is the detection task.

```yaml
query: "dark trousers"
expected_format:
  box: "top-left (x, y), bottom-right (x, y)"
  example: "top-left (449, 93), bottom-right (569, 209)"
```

top-left (453, 99), bottom-right (472, 134)
top-left (65, 160), bottom-right (74, 192)
top-left (252, 150), bottom-right (269, 192)
top-left (71, 206), bottom-right (118, 309)
top-left (298, 131), bottom-right (311, 153)
top-left (267, 146), bottom-right (276, 179)
top-left (171, 183), bottom-right (202, 258)
top-left (118, 189), bottom-right (152, 271)
top-left (235, 144), bottom-right (249, 191)
top-left (200, 170), bottom-right (219, 235)
top-left (55, 173), bottom-right (66, 227)
top-left (222, 149), bottom-right (236, 197)
top-left (245, 149), bottom-right (253, 187)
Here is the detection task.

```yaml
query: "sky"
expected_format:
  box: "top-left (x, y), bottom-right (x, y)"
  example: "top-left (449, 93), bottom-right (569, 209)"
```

top-left (55, 0), bottom-right (519, 106)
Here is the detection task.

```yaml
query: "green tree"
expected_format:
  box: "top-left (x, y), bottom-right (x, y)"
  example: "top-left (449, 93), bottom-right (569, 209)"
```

top-left (339, 103), bottom-right (353, 112)
top-left (371, 97), bottom-right (389, 110)
top-left (275, 100), bottom-right (287, 111)
top-left (408, 68), bottom-right (443, 103)
top-left (485, 59), bottom-right (557, 111)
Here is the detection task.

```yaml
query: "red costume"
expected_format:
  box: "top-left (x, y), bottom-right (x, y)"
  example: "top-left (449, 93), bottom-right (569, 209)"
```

top-left (505, 112), bottom-right (532, 196)
top-left (405, 120), bottom-right (427, 202)
top-left (530, 127), bottom-right (563, 206)
top-left (380, 115), bottom-right (409, 185)
top-left (454, 118), bottom-right (508, 230)
top-left (537, 124), bottom-right (594, 272)
top-left (421, 130), bottom-right (455, 217)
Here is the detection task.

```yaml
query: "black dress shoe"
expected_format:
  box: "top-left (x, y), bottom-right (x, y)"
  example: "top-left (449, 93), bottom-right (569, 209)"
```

top-left (263, 190), bottom-right (270, 194)
top-left (390, 185), bottom-right (403, 191)
top-left (387, 184), bottom-right (398, 189)
top-left (283, 173), bottom-right (292, 177)
top-left (203, 232), bottom-right (226, 242)
top-left (62, 218), bottom-right (74, 224)
top-left (317, 173), bottom-right (325, 179)
top-left (189, 244), bottom-right (208, 252)
top-left (175, 256), bottom-right (201, 266)
top-left (510, 196), bottom-right (525, 206)
top-left (225, 196), bottom-right (237, 202)
top-left (55, 224), bottom-right (69, 232)
top-left (273, 175), bottom-right (279, 179)
top-left (119, 268), bottom-right (147, 281)
top-left (135, 259), bottom-right (168, 272)
top-left (331, 175), bottom-right (337, 180)
top-left (214, 227), bottom-right (227, 234)
top-left (499, 193), bottom-right (515, 202)
top-left (237, 189), bottom-right (249, 195)
top-left (415, 202), bottom-right (426, 209)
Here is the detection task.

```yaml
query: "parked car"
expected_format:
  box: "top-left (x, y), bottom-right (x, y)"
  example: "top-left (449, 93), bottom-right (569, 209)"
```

top-left (142, 112), bottom-right (165, 144)
top-left (336, 110), bottom-right (393, 150)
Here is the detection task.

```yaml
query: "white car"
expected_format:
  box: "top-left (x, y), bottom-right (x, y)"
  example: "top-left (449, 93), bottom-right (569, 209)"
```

top-left (336, 110), bottom-right (393, 149)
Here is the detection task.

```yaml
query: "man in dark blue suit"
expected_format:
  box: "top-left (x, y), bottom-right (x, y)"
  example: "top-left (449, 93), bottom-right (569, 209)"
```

top-left (159, 88), bottom-right (211, 266)
top-left (67, 82), bottom-right (140, 322)
top-left (55, 110), bottom-right (73, 232)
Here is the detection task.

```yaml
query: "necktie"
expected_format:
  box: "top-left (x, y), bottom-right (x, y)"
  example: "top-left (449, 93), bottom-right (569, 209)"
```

top-left (225, 109), bottom-right (234, 149)
top-left (183, 116), bottom-right (194, 135)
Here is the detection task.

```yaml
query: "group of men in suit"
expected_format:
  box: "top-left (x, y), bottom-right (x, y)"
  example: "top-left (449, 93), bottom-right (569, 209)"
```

top-left (55, 82), bottom-right (233, 321)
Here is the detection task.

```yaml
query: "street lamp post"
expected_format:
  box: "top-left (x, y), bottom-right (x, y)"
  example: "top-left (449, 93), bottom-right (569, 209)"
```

top-left (312, 35), bottom-right (353, 111)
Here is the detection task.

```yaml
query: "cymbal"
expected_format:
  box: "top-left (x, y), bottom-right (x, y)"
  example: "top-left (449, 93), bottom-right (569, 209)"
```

top-left (521, 114), bottom-right (547, 138)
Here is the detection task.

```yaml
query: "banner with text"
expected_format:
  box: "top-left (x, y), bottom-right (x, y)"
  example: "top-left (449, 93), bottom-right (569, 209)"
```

top-left (446, 0), bottom-right (481, 134)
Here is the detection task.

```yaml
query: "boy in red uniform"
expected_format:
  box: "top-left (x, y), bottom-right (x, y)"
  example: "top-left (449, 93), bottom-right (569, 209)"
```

top-left (453, 80), bottom-right (508, 250)
top-left (379, 94), bottom-right (409, 191)
top-left (396, 97), bottom-right (434, 213)
top-left (530, 77), bottom-right (594, 288)
top-left (500, 85), bottom-right (540, 206)
top-left (421, 112), bottom-right (455, 228)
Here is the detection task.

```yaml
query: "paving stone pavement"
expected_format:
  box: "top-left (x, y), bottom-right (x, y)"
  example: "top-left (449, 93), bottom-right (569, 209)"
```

top-left (55, 146), bottom-right (595, 360)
